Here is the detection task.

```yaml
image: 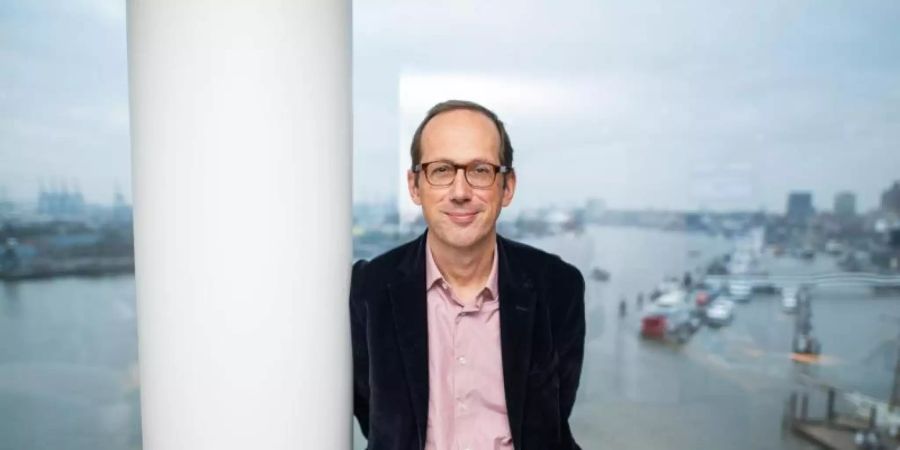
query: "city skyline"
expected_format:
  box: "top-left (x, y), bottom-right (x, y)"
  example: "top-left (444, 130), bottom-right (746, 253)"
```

top-left (2, 0), bottom-right (900, 214)
top-left (4, 178), bottom-right (900, 217)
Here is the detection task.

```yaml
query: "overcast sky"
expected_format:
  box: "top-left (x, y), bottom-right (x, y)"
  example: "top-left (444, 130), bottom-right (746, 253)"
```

top-left (2, 1), bottom-right (899, 214)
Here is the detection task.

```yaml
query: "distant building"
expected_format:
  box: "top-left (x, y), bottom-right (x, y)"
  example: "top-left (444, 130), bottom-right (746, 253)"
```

top-left (786, 191), bottom-right (814, 223)
top-left (833, 191), bottom-right (856, 217)
top-left (37, 183), bottom-right (85, 218)
top-left (881, 180), bottom-right (900, 215)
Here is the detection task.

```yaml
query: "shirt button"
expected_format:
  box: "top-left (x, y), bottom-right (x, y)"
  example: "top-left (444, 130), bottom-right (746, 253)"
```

top-left (457, 356), bottom-right (467, 365)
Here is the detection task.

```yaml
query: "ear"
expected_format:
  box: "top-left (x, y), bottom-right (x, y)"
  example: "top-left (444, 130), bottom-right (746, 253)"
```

top-left (501, 170), bottom-right (516, 207)
top-left (407, 169), bottom-right (422, 206)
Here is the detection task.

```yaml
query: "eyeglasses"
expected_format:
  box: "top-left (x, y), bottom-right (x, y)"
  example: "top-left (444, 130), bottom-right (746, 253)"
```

top-left (413, 160), bottom-right (511, 188)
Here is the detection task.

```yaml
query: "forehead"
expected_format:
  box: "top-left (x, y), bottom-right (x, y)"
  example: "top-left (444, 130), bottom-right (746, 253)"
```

top-left (420, 109), bottom-right (501, 163)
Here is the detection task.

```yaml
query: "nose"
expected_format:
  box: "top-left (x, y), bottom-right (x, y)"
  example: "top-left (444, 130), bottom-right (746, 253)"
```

top-left (448, 167), bottom-right (472, 202)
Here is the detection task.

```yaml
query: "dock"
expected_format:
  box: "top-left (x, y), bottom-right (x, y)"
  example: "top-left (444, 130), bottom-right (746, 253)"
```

top-left (785, 385), bottom-right (899, 449)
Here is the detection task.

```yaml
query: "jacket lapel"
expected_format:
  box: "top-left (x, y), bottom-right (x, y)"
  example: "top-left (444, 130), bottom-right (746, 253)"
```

top-left (497, 236), bottom-right (538, 448)
top-left (388, 233), bottom-right (429, 447)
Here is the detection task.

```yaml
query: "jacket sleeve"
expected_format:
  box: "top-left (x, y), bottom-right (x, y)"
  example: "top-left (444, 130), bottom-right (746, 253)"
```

top-left (350, 259), bottom-right (370, 438)
top-left (558, 265), bottom-right (586, 450)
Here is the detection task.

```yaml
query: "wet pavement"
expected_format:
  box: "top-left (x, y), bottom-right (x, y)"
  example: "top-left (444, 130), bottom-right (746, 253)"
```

top-left (535, 227), bottom-right (898, 450)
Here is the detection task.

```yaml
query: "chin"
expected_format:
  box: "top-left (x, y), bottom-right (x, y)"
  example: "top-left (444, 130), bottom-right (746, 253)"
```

top-left (432, 222), bottom-right (492, 250)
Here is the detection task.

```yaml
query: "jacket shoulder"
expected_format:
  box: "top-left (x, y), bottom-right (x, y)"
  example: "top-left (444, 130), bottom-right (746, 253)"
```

top-left (500, 235), bottom-right (583, 286)
top-left (351, 236), bottom-right (419, 292)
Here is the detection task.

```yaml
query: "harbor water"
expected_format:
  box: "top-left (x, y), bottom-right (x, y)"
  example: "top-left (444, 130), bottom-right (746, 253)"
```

top-left (1, 226), bottom-right (897, 450)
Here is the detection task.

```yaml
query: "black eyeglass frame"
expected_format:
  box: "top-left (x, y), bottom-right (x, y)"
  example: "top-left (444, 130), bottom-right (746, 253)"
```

top-left (412, 160), bottom-right (512, 188)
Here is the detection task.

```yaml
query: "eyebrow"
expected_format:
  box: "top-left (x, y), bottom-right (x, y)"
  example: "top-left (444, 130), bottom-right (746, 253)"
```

top-left (428, 158), bottom-right (499, 165)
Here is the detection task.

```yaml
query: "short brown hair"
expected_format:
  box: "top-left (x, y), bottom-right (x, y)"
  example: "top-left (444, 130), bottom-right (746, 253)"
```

top-left (409, 100), bottom-right (514, 171)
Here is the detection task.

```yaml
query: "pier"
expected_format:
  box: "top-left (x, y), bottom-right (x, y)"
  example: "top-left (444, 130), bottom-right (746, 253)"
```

top-left (785, 377), bottom-right (900, 449)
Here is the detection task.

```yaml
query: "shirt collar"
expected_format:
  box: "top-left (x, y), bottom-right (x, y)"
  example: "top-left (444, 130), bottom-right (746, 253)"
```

top-left (425, 236), bottom-right (499, 301)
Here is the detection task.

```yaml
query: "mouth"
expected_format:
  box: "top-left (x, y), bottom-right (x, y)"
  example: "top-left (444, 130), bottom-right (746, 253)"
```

top-left (445, 211), bottom-right (479, 225)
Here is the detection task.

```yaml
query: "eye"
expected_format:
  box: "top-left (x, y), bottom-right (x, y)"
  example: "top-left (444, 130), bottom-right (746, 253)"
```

top-left (473, 164), bottom-right (492, 174)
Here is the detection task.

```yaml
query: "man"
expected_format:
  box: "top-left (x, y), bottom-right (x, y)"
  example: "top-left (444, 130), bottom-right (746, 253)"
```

top-left (350, 100), bottom-right (586, 450)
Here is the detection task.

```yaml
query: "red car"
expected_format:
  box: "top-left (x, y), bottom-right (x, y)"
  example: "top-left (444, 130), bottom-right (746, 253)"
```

top-left (640, 305), bottom-right (696, 343)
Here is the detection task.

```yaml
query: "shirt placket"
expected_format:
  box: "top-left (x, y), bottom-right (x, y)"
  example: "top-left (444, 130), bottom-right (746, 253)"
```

top-left (453, 291), bottom-right (482, 450)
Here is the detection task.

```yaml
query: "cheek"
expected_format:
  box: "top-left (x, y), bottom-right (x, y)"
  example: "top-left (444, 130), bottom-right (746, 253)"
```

top-left (475, 191), bottom-right (502, 209)
top-left (419, 191), bottom-right (445, 213)
top-left (423, 189), bottom-right (444, 204)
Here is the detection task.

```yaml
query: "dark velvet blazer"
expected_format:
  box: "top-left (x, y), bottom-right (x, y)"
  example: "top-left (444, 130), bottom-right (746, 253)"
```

top-left (350, 230), bottom-right (586, 450)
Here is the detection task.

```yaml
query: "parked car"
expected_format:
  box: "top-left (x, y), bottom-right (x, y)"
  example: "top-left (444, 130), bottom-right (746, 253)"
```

top-left (641, 304), bottom-right (696, 343)
top-left (656, 289), bottom-right (688, 306)
top-left (705, 299), bottom-right (735, 327)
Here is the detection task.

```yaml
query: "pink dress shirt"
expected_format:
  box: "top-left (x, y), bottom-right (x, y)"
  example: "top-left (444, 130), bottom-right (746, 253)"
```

top-left (424, 238), bottom-right (513, 450)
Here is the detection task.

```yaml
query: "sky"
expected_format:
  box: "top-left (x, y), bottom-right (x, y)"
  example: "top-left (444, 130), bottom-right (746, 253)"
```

top-left (2, 0), bottom-right (899, 214)
top-left (1, 0), bottom-right (130, 205)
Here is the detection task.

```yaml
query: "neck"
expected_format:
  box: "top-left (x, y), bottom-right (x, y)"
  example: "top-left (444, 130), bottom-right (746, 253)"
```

top-left (428, 229), bottom-right (496, 290)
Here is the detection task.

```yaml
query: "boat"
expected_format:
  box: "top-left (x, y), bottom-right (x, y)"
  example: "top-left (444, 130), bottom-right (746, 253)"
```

top-left (590, 267), bottom-right (610, 282)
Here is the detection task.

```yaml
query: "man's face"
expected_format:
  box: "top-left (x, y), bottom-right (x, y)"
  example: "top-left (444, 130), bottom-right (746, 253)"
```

top-left (407, 109), bottom-right (516, 251)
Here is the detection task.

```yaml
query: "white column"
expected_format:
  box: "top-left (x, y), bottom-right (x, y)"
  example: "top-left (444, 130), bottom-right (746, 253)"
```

top-left (127, 1), bottom-right (352, 449)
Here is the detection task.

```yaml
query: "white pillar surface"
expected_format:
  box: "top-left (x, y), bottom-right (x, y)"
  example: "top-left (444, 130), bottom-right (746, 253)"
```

top-left (127, 1), bottom-right (352, 449)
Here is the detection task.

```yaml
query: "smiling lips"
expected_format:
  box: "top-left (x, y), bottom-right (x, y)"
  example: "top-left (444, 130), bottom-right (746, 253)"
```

top-left (446, 211), bottom-right (478, 225)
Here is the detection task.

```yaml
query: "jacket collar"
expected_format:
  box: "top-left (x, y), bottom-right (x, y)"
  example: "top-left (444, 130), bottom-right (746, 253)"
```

top-left (394, 229), bottom-right (533, 287)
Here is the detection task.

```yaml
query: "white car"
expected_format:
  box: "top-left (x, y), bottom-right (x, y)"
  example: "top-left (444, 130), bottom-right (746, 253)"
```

top-left (705, 299), bottom-right (735, 327)
top-left (656, 289), bottom-right (688, 307)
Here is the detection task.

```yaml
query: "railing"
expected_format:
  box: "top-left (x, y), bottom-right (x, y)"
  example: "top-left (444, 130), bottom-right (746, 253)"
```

top-left (706, 272), bottom-right (900, 289)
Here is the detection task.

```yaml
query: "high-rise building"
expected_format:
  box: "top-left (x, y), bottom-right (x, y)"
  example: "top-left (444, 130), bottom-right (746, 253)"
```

top-left (881, 181), bottom-right (900, 215)
top-left (834, 191), bottom-right (856, 217)
top-left (786, 191), bottom-right (814, 223)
